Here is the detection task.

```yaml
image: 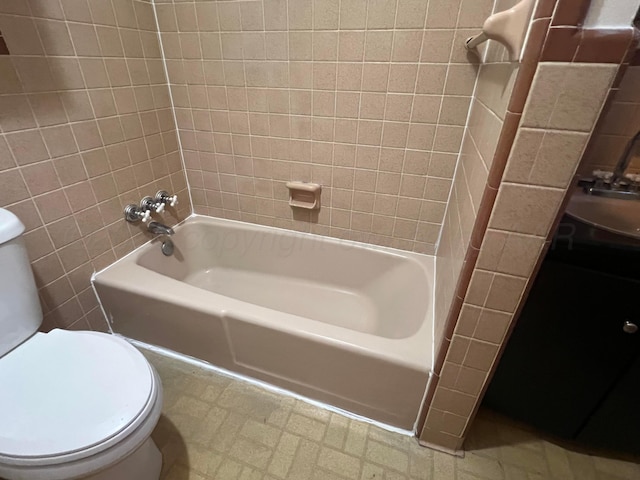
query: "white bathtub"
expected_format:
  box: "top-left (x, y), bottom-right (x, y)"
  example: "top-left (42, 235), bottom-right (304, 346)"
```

top-left (94, 216), bottom-right (434, 430)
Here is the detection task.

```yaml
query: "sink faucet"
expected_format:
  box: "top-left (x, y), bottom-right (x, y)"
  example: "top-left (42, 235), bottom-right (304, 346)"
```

top-left (147, 221), bottom-right (174, 236)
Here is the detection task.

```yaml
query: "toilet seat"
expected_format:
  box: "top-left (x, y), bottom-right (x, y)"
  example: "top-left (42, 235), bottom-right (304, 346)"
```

top-left (0, 330), bottom-right (157, 467)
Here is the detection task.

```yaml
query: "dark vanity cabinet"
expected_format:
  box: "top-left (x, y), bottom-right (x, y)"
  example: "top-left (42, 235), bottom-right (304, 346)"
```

top-left (484, 216), bottom-right (640, 454)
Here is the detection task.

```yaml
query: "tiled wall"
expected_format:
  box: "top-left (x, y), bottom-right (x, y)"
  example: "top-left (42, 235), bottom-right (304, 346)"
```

top-left (0, 0), bottom-right (190, 331)
top-left (421, 61), bottom-right (617, 453)
top-left (154, 0), bottom-right (494, 254)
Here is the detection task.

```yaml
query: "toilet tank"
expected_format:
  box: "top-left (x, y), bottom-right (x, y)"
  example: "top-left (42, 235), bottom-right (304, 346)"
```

top-left (0, 208), bottom-right (42, 358)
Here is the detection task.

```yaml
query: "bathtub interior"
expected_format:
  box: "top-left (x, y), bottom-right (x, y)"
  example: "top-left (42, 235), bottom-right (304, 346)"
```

top-left (136, 219), bottom-right (430, 339)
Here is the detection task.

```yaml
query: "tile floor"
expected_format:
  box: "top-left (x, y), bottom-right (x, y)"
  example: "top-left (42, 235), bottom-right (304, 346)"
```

top-left (145, 349), bottom-right (640, 480)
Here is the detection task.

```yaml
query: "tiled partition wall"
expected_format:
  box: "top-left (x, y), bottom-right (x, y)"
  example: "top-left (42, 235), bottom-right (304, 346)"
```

top-left (432, 0), bottom-right (520, 362)
top-left (0, 0), bottom-right (190, 331)
top-left (419, 0), bottom-right (636, 452)
top-left (154, 0), bottom-right (493, 254)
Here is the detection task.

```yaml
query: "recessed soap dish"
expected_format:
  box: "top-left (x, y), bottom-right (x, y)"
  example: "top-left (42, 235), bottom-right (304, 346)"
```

top-left (286, 181), bottom-right (321, 210)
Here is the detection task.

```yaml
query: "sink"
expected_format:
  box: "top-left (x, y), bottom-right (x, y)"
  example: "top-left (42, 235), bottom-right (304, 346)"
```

top-left (566, 188), bottom-right (640, 240)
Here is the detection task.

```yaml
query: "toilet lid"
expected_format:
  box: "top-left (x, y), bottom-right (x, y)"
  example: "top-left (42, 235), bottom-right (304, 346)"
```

top-left (0, 330), bottom-right (153, 459)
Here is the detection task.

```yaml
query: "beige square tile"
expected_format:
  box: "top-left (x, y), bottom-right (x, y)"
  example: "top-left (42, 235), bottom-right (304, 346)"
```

top-left (6, 130), bottom-right (50, 165)
top-left (0, 96), bottom-right (37, 132)
top-left (357, 121), bottom-right (383, 146)
top-left (335, 119), bottom-right (358, 144)
top-left (266, 32), bottom-right (288, 60)
top-left (403, 150), bottom-right (429, 175)
top-left (337, 63), bottom-right (363, 91)
top-left (336, 92), bottom-right (361, 118)
top-left (489, 183), bottom-right (565, 236)
top-left (384, 94), bottom-right (413, 122)
top-left (400, 174), bottom-right (426, 198)
top-left (340, 0), bottom-right (367, 29)
top-left (60, 0), bottom-right (92, 23)
top-left (68, 22), bottom-right (101, 56)
top-left (35, 19), bottom-right (74, 56)
top-left (313, 32), bottom-right (338, 61)
top-left (392, 30), bottom-right (423, 61)
top-left (440, 96), bottom-right (472, 126)
top-left (353, 191), bottom-right (375, 213)
top-left (388, 64), bottom-right (418, 93)
top-left (41, 126), bottom-right (78, 159)
top-left (314, 0), bottom-right (340, 30)
top-left (312, 91), bottom-right (336, 117)
top-left (289, 0), bottom-right (313, 30)
top-left (416, 64), bottom-right (448, 95)
top-left (474, 308), bottom-right (512, 344)
top-left (264, 0), bottom-right (287, 30)
top-left (218, 2), bottom-right (242, 31)
top-left (376, 172), bottom-right (401, 195)
top-left (445, 63), bottom-right (481, 96)
top-left (290, 91), bottom-right (312, 116)
top-left (426, 0), bottom-right (463, 28)
top-left (523, 63), bottom-right (616, 132)
top-left (362, 63), bottom-right (390, 92)
top-left (355, 146), bottom-right (380, 169)
top-left (407, 124), bottom-right (436, 151)
top-left (313, 63), bottom-right (337, 90)
top-left (396, 0), bottom-right (429, 28)
top-left (382, 122), bottom-right (409, 148)
top-left (478, 229), bottom-right (544, 278)
top-left (195, 2), bottom-right (219, 31)
top-left (243, 33), bottom-right (266, 60)
top-left (419, 200), bottom-right (446, 223)
top-left (0, 170), bottom-right (30, 206)
top-left (433, 125), bottom-right (464, 153)
top-left (359, 93), bottom-right (385, 120)
top-left (396, 197), bottom-right (422, 220)
top-left (424, 177), bottom-right (451, 201)
top-left (289, 32), bottom-right (312, 60)
top-left (29, 93), bottom-right (69, 127)
top-left (289, 62), bottom-right (313, 89)
top-left (411, 95), bottom-right (442, 124)
top-left (484, 273), bottom-right (527, 313)
top-left (338, 32), bottom-right (365, 62)
top-left (504, 128), bottom-right (589, 189)
top-left (364, 31), bottom-right (393, 62)
top-left (240, 1), bottom-right (264, 31)
top-left (420, 30), bottom-right (455, 63)
top-left (367, 0), bottom-right (398, 29)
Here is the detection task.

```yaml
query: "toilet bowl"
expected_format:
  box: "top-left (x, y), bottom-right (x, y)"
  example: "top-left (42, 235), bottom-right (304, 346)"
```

top-left (0, 208), bottom-right (164, 480)
top-left (0, 330), bottom-right (163, 480)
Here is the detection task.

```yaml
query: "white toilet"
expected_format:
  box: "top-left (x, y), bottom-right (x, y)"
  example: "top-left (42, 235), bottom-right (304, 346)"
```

top-left (0, 208), bottom-right (164, 480)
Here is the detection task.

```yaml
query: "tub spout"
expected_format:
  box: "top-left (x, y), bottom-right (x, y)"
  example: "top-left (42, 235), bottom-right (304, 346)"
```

top-left (147, 221), bottom-right (175, 236)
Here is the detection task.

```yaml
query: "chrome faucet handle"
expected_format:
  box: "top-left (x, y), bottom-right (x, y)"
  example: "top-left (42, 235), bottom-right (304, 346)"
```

top-left (124, 204), bottom-right (151, 223)
top-left (155, 190), bottom-right (178, 208)
top-left (141, 196), bottom-right (165, 213)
